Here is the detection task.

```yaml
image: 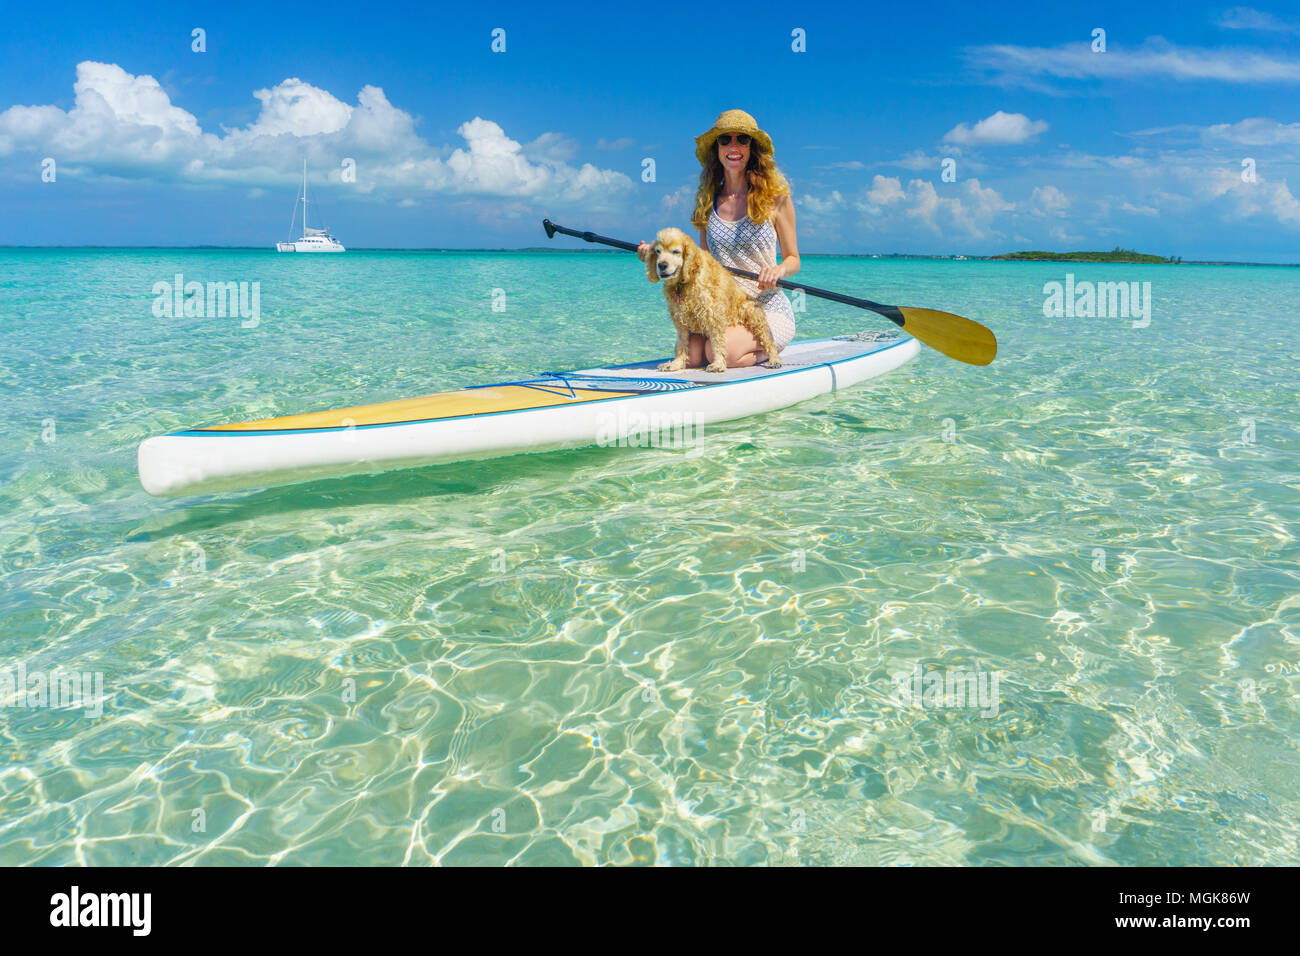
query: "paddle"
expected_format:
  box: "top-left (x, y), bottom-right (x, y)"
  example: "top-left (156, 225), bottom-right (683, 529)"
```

top-left (542, 219), bottom-right (997, 366)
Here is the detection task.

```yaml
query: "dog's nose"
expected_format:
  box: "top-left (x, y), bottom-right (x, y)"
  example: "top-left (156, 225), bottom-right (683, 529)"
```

top-left (657, 263), bottom-right (669, 274)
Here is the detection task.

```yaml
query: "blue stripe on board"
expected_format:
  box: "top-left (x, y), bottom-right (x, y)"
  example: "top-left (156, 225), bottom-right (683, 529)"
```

top-left (175, 337), bottom-right (910, 437)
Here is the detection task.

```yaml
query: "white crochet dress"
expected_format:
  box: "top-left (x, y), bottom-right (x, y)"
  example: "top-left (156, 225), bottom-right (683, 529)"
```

top-left (705, 202), bottom-right (797, 353)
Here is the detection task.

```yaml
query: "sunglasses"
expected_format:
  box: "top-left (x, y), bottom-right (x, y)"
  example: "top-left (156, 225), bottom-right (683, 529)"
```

top-left (717, 134), bottom-right (752, 147)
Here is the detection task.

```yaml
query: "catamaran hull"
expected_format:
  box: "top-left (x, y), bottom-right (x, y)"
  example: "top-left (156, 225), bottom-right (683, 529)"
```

top-left (276, 240), bottom-right (345, 252)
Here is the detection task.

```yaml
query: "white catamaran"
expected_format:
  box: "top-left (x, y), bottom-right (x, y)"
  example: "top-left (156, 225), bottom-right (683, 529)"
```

top-left (276, 160), bottom-right (345, 252)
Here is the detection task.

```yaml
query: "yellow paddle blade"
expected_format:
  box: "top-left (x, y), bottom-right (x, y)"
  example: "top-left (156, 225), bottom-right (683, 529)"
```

top-left (896, 307), bottom-right (998, 366)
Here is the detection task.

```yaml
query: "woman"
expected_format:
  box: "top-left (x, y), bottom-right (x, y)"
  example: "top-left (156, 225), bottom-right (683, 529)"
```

top-left (639, 109), bottom-right (800, 368)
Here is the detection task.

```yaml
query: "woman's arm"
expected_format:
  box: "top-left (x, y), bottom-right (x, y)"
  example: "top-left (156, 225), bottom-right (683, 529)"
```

top-left (758, 195), bottom-right (800, 291)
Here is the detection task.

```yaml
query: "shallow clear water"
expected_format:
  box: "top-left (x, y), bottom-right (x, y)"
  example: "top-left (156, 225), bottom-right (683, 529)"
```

top-left (1, 248), bottom-right (1297, 865)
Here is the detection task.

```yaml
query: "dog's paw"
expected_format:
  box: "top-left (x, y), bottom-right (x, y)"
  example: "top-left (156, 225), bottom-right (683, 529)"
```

top-left (704, 361), bottom-right (728, 374)
top-left (658, 359), bottom-right (687, 372)
top-left (765, 357), bottom-right (783, 369)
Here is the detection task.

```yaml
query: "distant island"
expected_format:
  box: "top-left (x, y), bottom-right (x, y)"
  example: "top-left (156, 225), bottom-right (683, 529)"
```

top-left (992, 247), bottom-right (1181, 264)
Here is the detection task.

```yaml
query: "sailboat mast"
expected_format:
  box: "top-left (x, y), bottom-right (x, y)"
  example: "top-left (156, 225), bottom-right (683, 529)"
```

top-left (286, 176), bottom-right (299, 242)
top-left (301, 158), bottom-right (308, 231)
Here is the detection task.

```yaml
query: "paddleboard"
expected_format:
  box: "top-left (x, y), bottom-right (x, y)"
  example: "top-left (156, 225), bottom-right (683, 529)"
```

top-left (137, 333), bottom-right (920, 497)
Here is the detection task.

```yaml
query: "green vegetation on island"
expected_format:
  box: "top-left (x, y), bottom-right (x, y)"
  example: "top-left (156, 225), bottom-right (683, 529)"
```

top-left (992, 247), bottom-right (1181, 264)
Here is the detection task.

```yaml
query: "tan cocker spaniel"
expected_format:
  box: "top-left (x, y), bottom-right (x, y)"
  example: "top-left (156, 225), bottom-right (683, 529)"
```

top-left (645, 227), bottom-right (780, 373)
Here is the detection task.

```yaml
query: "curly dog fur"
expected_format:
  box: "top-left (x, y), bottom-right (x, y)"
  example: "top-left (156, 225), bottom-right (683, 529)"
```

top-left (645, 227), bottom-right (781, 373)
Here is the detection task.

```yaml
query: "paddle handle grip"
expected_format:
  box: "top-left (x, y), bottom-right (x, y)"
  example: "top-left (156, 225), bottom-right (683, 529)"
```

top-left (544, 219), bottom-right (640, 253)
top-left (541, 219), bottom-right (905, 328)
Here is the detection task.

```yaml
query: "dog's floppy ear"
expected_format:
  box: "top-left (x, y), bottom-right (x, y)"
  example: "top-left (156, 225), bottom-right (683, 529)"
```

top-left (680, 234), bottom-right (702, 286)
top-left (645, 242), bottom-right (660, 284)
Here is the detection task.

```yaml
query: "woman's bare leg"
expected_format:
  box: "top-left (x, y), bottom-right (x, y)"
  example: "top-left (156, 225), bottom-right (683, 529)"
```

top-left (687, 333), bottom-right (708, 367)
top-left (702, 325), bottom-right (765, 368)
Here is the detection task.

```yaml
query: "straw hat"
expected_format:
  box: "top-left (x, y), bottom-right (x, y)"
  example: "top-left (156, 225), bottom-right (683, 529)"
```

top-left (695, 109), bottom-right (774, 166)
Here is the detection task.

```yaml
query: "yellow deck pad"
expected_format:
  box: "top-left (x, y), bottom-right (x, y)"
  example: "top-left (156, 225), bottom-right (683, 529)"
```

top-left (201, 384), bottom-right (639, 432)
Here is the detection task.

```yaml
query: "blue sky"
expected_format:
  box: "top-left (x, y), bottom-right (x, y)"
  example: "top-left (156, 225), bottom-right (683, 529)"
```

top-left (2, 0), bottom-right (1300, 260)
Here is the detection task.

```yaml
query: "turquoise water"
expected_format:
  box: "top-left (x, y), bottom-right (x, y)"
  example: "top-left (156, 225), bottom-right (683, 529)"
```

top-left (1, 248), bottom-right (1297, 865)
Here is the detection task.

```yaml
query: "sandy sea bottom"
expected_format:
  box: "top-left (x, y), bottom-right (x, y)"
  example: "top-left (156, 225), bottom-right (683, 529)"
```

top-left (0, 249), bottom-right (1297, 865)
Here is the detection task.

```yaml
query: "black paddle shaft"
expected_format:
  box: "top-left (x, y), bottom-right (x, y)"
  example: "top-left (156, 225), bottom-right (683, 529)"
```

top-left (542, 219), bottom-right (907, 328)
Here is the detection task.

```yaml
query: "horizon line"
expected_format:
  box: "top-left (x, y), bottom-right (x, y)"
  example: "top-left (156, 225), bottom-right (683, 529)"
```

top-left (0, 245), bottom-right (1296, 267)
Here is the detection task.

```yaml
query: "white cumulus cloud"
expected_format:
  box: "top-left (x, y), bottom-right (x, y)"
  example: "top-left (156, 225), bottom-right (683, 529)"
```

top-left (799, 191), bottom-right (844, 215)
top-left (1200, 166), bottom-right (1300, 225)
top-left (247, 78), bottom-right (353, 136)
top-left (857, 176), bottom-right (1013, 238)
top-left (0, 61), bottom-right (215, 165)
top-left (0, 61), bottom-right (632, 205)
top-left (1030, 184), bottom-right (1070, 216)
top-left (943, 111), bottom-right (1048, 146)
top-left (866, 174), bottom-right (906, 206)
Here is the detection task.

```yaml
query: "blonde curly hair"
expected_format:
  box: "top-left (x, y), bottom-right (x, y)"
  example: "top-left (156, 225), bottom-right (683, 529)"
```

top-left (690, 140), bottom-right (790, 232)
